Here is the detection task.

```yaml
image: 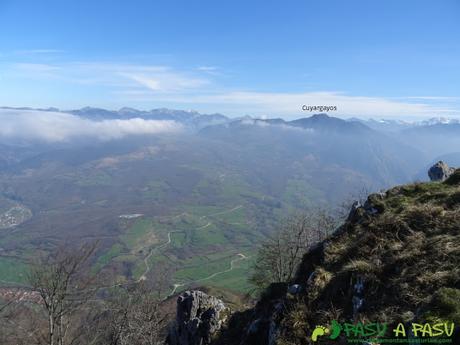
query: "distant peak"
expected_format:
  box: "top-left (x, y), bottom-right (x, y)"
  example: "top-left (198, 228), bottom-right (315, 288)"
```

top-left (310, 113), bottom-right (330, 119)
top-left (118, 107), bottom-right (141, 114)
top-left (288, 113), bottom-right (371, 133)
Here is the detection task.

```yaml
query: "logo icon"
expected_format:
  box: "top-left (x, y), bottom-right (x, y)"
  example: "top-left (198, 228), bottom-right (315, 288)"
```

top-left (311, 320), bottom-right (342, 342)
top-left (329, 320), bottom-right (342, 340)
top-left (311, 325), bottom-right (329, 342)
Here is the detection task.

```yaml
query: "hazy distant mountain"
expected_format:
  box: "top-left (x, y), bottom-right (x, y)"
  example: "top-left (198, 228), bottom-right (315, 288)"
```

top-left (419, 117), bottom-right (460, 126)
top-left (404, 122), bottom-right (460, 136)
top-left (290, 113), bottom-right (371, 134)
top-left (200, 114), bottom-right (425, 188)
top-left (68, 107), bottom-right (230, 129)
top-left (344, 118), bottom-right (460, 160)
top-left (401, 123), bottom-right (460, 158)
top-left (225, 113), bottom-right (371, 133)
top-left (349, 116), bottom-right (460, 133)
top-left (349, 118), bottom-right (415, 132)
top-left (0, 106), bottom-right (230, 130)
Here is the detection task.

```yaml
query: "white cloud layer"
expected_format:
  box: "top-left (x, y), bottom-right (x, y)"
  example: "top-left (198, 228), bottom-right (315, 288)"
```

top-left (0, 109), bottom-right (182, 142)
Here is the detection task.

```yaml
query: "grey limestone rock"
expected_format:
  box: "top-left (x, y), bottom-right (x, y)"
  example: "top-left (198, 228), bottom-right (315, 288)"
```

top-left (167, 290), bottom-right (226, 345)
top-left (428, 161), bottom-right (455, 181)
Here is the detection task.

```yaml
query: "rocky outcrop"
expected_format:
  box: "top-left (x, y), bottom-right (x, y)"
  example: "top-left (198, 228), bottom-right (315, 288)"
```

top-left (167, 290), bottom-right (227, 345)
top-left (346, 191), bottom-right (386, 223)
top-left (428, 161), bottom-right (455, 181)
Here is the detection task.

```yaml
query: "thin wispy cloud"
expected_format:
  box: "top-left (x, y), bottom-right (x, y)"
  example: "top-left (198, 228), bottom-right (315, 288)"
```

top-left (9, 62), bottom-right (211, 93)
top-left (121, 71), bottom-right (209, 93)
top-left (121, 74), bottom-right (162, 91)
top-left (13, 63), bottom-right (62, 75)
top-left (196, 66), bottom-right (218, 72)
top-left (14, 49), bottom-right (64, 55)
top-left (397, 96), bottom-right (460, 101)
top-left (195, 66), bottom-right (221, 76)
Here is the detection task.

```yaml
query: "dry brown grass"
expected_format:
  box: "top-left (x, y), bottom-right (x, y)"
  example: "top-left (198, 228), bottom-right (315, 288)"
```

top-left (277, 172), bottom-right (460, 344)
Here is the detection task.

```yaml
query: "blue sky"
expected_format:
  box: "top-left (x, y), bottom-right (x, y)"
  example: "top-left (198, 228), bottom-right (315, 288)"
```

top-left (0, 0), bottom-right (459, 119)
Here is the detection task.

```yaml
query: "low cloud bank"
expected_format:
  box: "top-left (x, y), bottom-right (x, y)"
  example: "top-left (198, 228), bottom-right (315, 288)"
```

top-left (0, 109), bottom-right (182, 143)
top-left (240, 118), bottom-right (314, 132)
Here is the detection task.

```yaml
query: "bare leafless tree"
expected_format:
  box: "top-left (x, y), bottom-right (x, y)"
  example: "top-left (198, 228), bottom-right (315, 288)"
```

top-left (250, 210), bottom-right (338, 289)
top-left (1, 293), bottom-right (42, 344)
top-left (27, 242), bottom-right (97, 345)
top-left (3, 241), bottom-right (176, 345)
top-left (88, 282), bottom-right (171, 345)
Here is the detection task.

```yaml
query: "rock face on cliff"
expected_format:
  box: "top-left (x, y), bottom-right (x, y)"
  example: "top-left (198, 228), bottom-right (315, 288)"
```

top-left (428, 161), bottom-right (455, 181)
top-left (167, 290), bottom-right (227, 345)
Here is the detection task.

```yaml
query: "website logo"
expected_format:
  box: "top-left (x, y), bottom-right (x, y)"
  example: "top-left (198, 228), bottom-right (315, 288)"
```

top-left (310, 321), bottom-right (455, 343)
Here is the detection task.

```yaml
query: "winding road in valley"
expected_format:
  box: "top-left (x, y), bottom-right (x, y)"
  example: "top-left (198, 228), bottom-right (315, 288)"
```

top-left (195, 253), bottom-right (248, 283)
top-left (136, 204), bottom-right (246, 288)
top-left (137, 230), bottom-right (181, 282)
top-left (168, 253), bottom-right (248, 296)
top-left (92, 204), bottom-right (248, 294)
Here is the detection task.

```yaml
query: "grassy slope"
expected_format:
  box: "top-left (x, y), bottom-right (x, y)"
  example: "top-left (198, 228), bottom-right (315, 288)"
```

top-left (0, 257), bottom-right (29, 285)
top-left (215, 170), bottom-right (460, 345)
top-left (275, 170), bottom-right (460, 343)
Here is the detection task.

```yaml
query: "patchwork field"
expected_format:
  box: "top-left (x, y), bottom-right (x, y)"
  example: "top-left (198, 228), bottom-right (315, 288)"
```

top-left (90, 203), bottom-right (259, 294)
top-left (0, 133), bottom-right (390, 295)
top-left (0, 163), bottom-right (276, 294)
